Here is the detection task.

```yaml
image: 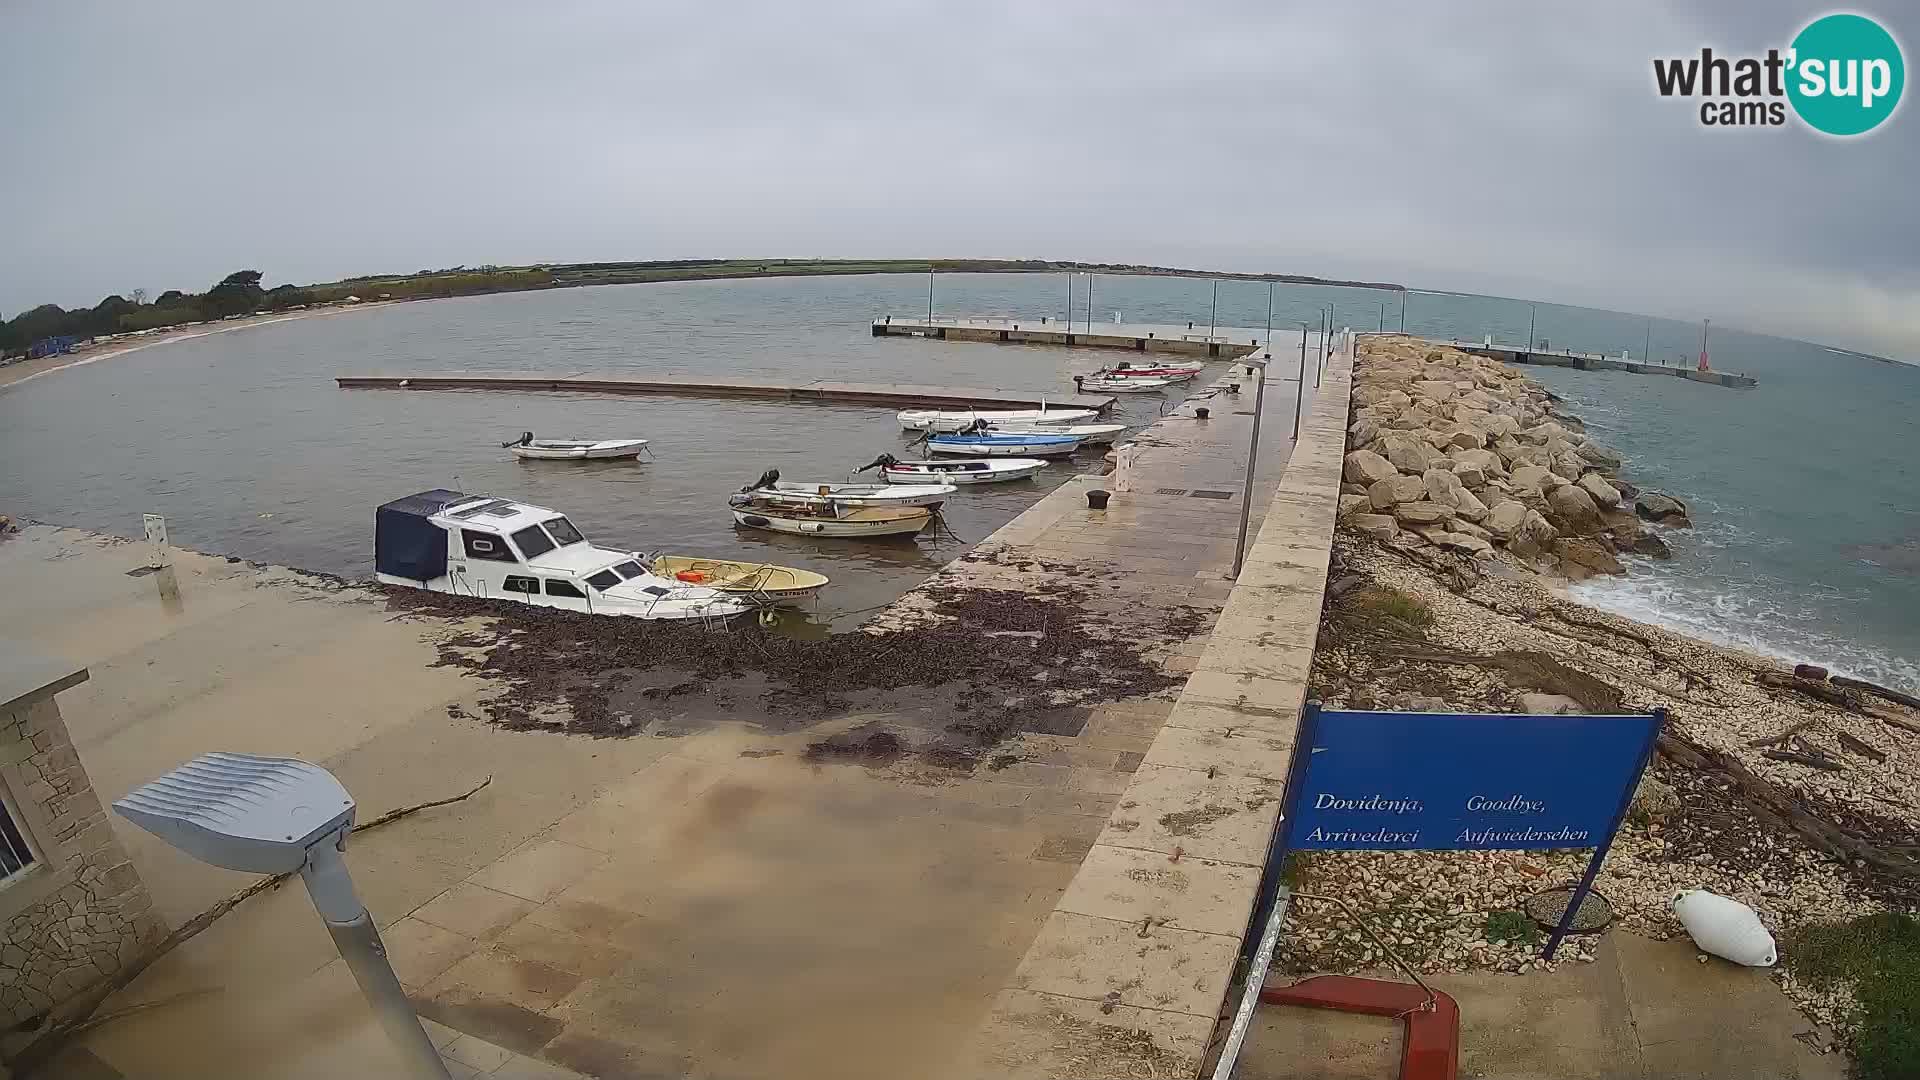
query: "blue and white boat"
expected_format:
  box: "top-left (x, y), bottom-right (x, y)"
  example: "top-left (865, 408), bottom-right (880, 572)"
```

top-left (925, 430), bottom-right (1085, 458)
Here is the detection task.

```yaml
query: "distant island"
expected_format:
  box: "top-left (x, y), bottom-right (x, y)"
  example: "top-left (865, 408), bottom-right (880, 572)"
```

top-left (1, 259), bottom-right (1405, 360)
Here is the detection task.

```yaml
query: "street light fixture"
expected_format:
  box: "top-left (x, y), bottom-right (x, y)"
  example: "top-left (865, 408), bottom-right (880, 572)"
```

top-left (115, 753), bottom-right (451, 1080)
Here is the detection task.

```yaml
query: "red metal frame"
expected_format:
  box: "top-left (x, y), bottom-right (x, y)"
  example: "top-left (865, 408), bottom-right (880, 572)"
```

top-left (1258, 975), bottom-right (1459, 1080)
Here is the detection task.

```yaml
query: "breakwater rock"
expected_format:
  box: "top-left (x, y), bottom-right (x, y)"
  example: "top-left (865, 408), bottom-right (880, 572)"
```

top-left (1340, 336), bottom-right (1684, 581)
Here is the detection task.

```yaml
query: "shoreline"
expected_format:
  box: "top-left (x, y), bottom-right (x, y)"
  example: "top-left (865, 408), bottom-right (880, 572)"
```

top-left (1299, 334), bottom-right (1918, 1039)
top-left (0, 300), bottom-right (398, 392)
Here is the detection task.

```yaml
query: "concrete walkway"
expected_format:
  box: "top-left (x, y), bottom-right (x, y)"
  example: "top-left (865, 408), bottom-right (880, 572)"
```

top-left (0, 357), bottom-right (1305, 1077)
top-left (1239, 933), bottom-right (1843, 1080)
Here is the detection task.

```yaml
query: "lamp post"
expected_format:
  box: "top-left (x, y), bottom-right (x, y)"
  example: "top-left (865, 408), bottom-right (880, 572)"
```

top-left (1294, 324), bottom-right (1307, 441)
top-left (1527, 304), bottom-right (1536, 352)
top-left (1209, 279), bottom-right (1219, 339)
top-left (927, 268), bottom-right (934, 324)
top-left (1264, 281), bottom-right (1274, 351)
top-left (116, 754), bottom-right (451, 1080)
top-left (1087, 273), bottom-right (1095, 334)
top-left (1231, 351), bottom-right (1270, 579)
top-left (1376, 302), bottom-right (1384, 331)
top-left (1400, 290), bottom-right (1407, 332)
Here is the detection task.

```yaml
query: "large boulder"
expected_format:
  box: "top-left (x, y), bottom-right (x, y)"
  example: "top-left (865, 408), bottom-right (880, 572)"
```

top-left (1485, 499), bottom-right (1528, 539)
top-left (1393, 501), bottom-right (1453, 526)
top-left (1547, 482), bottom-right (1604, 535)
top-left (1369, 473), bottom-right (1428, 509)
top-left (1509, 465), bottom-right (1562, 493)
top-left (1451, 447), bottom-right (1504, 478)
top-left (1509, 510), bottom-right (1559, 560)
top-left (1412, 380), bottom-right (1457, 402)
top-left (1339, 494), bottom-right (1371, 517)
top-left (1348, 513), bottom-right (1398, 540)
top-left (1348, 417), bottom-right (1382, 447)
top-left (1556, 537), bottom-right (1625, 580)
top-left (1437, 428), bottom-right (1485, 451)
top-left (1577, 473), bottom-right (1623, 509)
top-left (1451, 460), bottom-right (1488, 489)
top-left (1577, 442), bottom-right (1624, 471)
top-left (1381, 434), bottom-right (1444, 474)
top-left (1343, 449), bottom-right (1398, 486)
top-left (1635, 492), bottom-right (1692, 527)
top-left (1632, 531), bottom-right (1673, 559)
top-left (1437, 532), bottom-right (1494, 555)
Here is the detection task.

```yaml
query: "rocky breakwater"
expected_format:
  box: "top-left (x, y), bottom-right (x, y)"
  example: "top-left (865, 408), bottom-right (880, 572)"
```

top-left (1339, 336), bottom-right (1690, 582)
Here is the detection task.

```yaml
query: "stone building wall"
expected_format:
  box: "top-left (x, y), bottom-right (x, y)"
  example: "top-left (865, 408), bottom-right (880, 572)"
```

top-left (0, 666), bottom-right (163, 1026)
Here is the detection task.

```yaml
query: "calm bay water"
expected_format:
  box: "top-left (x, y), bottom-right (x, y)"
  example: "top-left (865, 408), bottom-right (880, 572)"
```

top-left (0, 272), bottom-right (1913, 688)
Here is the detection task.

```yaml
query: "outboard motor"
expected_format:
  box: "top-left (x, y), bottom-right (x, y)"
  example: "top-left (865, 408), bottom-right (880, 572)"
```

top-left (739, 467), bottom-right (780, 493)
top-left (960, 419), bottom-right (991, 434)
top-left (853, 454), bottom-right (897, 474)
top-left (500, 431), bottom-right (534, 448)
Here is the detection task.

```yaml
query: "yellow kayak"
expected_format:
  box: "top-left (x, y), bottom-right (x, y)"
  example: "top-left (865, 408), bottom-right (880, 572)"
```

top-left (649, 556), bottom-right (829, 603)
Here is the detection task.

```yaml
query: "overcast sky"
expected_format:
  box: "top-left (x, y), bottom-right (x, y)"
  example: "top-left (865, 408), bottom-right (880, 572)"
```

top-left (3, 1), bottom-right (1914, 359)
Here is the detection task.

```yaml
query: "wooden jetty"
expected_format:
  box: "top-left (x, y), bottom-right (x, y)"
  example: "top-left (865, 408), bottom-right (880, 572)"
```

top-left (873, 317), bottom-right (1266, 360)
top-left (1439, 342), bottom-right (1758, 388)
top-left (334, 372), bottom-right (1118, 411)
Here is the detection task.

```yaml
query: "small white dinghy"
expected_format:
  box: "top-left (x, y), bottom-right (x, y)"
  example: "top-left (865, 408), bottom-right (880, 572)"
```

top-left (728, 493), bottom-right (932, 537)
top-left (1075, 376), bottom-right (1174, 393)
top-left (740, 468), bottom-right (955, 508)
top-left (856, 454), bottom-right (1045, 485)
top-left (897, 407), bottom-right (1098, 433)
top-left (504, 432), bottom-right (650, 461)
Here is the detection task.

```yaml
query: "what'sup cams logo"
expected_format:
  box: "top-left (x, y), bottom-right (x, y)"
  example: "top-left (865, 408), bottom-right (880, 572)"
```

top-left (1653, 12), bottom-right (1904, 135)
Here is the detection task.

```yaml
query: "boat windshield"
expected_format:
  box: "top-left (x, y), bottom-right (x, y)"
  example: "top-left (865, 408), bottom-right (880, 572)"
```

top-left (543, 517), bottom-right (584, 546)
top-left (586, 569), bottom-right (621, 591)
top-left (613, 561), bottom-right (645, 580)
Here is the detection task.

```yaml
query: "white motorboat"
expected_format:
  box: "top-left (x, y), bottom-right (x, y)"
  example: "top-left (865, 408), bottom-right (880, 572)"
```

top-left (856, 454), bottom-right (1045, 484)
top-left (984, 421), bottom-right (1128, 445)
top-left (897, 407), bottom-right (1098, 433)
top-left (1076, 376), bottom-right (1174, 393)
top-left (1097, 363), bottom-right (1202, 380)
top-left (374, 489), bottom-right (753, 621)
top-left (503, 432), bottom-right (651, 461)
top-left (727, 494), bottom-right (932, 537)
top-left (740, 469), bottom-right (955, 508)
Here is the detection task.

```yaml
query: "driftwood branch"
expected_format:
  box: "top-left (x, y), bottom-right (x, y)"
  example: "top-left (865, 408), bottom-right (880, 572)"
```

top-left (1836, 731), bottom-right (1889, 762)
top-left (1763, 749), bottom-right (1845, 772)
top-left (10, 776), bottom-right (493, 1077)
top-left (1748, 720), bottom-right (1816, 748)
top-left (1832, 676), bottom-right (1920, 712)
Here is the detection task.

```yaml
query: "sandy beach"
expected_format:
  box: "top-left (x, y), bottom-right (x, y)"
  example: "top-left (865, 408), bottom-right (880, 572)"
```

top-left (0, 301), bottom-right (394, 391)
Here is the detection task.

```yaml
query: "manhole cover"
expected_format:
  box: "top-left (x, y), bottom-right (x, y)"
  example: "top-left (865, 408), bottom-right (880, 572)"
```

top-left (1524, 885), bottom-right (1615, 933)
top-left (1155, 488), bottom-right (1189, 496)
top-left (1189, 490), bottom-right (1235, 500)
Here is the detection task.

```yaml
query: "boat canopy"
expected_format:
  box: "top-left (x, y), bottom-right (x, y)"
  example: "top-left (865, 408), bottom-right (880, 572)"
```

top-left (375, 488), bottom-right (472, 581)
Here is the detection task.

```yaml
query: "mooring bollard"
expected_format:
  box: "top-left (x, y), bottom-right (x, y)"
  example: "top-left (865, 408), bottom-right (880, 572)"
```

top-left (1087, 490), bottom-right (1111, 510)
top-left (1195, 406), bottom-right (1210, 420)
top-left (1228, 382), bottom-right (1241, 394)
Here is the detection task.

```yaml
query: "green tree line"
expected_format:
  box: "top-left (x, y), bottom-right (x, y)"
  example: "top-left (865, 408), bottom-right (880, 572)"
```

top-left (0, 267), bottom-right (554, 358)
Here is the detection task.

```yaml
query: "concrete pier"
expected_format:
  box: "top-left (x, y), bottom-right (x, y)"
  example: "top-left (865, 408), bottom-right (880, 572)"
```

top-left (1407, 339), bottom-right (1758, 388)
top-left (336, 372), bottom-right (1118, 411)
top-left (874, 316), bottom-right (1267, 360)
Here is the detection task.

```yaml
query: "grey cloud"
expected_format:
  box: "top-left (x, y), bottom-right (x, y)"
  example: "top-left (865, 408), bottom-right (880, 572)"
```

top-left (1, 0), bottom-right (1914, 358)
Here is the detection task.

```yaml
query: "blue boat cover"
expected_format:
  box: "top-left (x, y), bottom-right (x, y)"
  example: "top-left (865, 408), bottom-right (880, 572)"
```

top-left (375, 488), bottom-right (470, 581)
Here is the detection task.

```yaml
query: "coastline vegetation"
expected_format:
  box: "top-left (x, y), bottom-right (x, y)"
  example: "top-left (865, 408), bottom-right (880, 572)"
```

top-left (1, 258), bottom-right (1405, 359)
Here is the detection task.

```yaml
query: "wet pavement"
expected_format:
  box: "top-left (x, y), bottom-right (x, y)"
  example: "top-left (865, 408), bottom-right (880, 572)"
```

top-left (0, 358), bottom-right (1307, 1078)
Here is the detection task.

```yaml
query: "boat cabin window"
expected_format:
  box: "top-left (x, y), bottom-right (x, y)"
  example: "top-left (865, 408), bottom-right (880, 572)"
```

top-left (511, 524), bottom-right (557, 559)
top-left (502, 575), bottom-right (539, 594)
top-left (543, 517), bottom-right (584, 546)
top-left (586, 569), bottom-right (621, 591)
top-left (641, 585), bottom-right (670, 597)
top-left (545, 579), bottom-right (586, 598)
top-left (613, 561), bottom-right (645, 580)
top-left (462, 529), bottom-right (518, 562)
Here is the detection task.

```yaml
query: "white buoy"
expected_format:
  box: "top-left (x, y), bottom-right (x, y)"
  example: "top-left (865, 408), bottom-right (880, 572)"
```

top-left (1671, 889), bottom-right (1777, 967)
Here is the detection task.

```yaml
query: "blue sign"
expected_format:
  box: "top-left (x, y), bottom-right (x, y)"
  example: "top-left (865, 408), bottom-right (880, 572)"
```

top-left (1282, 708), bottom-right (1662, 852)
